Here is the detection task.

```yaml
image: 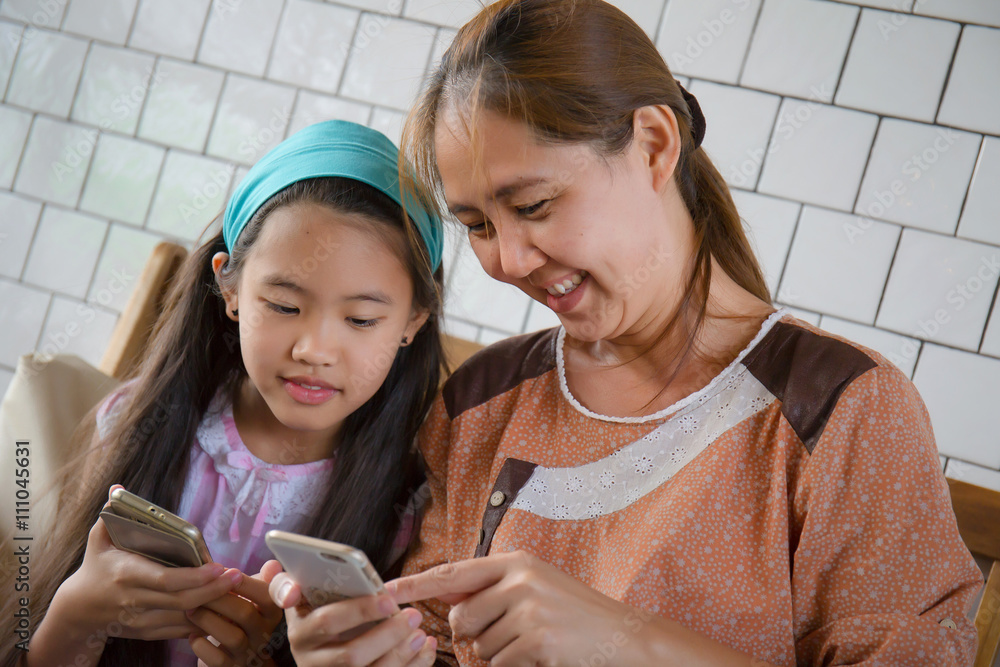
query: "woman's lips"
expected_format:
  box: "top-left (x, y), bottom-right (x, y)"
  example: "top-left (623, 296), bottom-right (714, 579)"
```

top-left (282, 377), bottom-right (339, 405)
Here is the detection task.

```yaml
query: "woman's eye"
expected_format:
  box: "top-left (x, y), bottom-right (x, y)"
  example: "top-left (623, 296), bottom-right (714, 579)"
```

top-left (516, 200), bottom-right (550, 217)
top-left (465, 220), bottom-right (490, 236)
top-left (349, 317), bottom-right (378, 328)
top-left (266, 302), bottom-right (298, 315)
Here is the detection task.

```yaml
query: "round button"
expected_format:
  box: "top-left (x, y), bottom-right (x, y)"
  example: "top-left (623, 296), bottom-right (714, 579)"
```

top-left (489, 491), bottom-right (506, 507)
top-left (939, 618), bottom-right (957, 630)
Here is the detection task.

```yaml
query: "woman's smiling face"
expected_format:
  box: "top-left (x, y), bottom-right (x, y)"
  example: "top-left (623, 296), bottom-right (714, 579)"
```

top-left (434, 107), bottom-right (694, 343)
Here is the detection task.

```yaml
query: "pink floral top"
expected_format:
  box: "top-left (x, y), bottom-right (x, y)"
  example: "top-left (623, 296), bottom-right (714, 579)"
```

top-left (96, 383), bottom-right (422, 664)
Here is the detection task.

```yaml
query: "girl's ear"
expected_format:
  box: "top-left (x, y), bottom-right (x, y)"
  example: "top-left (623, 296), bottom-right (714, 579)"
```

top-left (212, 252), bottom-right (239, 321)
top-left (400, 308), bottom-right (431, 347)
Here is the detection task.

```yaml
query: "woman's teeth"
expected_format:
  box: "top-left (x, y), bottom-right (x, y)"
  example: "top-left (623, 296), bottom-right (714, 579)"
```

top-left (547, 271), bottom-right (587, 297)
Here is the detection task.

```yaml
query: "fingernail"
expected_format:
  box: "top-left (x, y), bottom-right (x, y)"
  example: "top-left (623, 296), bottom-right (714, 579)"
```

top-left (405, 608), bottom-right (422, 629)
top-left (409, 630), bottom-right (426, 652)
top-left (228, 570), bottom-right (242, 585)
top-left (377, 595), bottom-right (396, 617)
top-left (277, 580), bottom-right (293, 605)
top-left (208, 563), bottom-right (225, 577)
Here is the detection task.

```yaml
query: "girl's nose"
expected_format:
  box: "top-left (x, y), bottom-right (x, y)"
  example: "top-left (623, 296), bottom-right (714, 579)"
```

top-left (291, 321), bottom-right (341, 367)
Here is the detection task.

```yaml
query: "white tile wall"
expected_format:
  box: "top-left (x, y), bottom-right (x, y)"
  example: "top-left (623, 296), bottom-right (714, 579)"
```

top-left (835, 10), bottom-right (959, 122)
top-left (757, 100), bottom-right (878, 211)
top-left (137, 59), bottom-right (226, 152)
top-left (79, 134), bottom-right (165, 225)
top-left (6, 29), bottom-right (88, 116)
top-left (690, 80), bottom-right (780, 190)
top-left (740, 0), bottom-right (857, 101)
top-left (22, 206), bottom-right (106, 298)
top-left (267, 0), bottom-right (357, 93)
top-left (937, 26), bottom-right (1000, 136)
top-left (61, 0), bottom-right (137, 45)
top-left (71, 44), bottom-right (156, 135)
top-left (197, 0), bottom-right (283, 77)
top-left (0, 105), bottom-right (31, 188)
top-left (0, 192), bottom-right (41, 280)
top-left (778, 206), bottom-right (899, 323)
top-left (855, 119), bottom-right (981, 234)
top-left (129, 0), bottom-right (211, 60)
top-left (0, 0), bottom-right (998, 479)
top-left (877, 229), bottom-right (999, 351)
top-left (656, 0), bottom-right (763, 84)
top-left (914, 344), bottom-right (1000, 468)
top-left (957, 137), bottom-right (1000, 246)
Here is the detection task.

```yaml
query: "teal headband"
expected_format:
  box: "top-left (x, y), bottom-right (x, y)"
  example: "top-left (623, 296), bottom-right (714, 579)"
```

top-left (223, 120), bottom-right (443, 271)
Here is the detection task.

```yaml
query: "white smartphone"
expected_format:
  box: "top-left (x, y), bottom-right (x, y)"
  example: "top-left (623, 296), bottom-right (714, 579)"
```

top-left (265, 530), bottom-right (385, 607)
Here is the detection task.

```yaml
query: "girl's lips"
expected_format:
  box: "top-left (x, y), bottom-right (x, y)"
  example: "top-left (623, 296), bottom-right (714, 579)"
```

top-left (282, 378), bottom-right (339, 405)
top-left (545, 273), bottom-right (588, 314)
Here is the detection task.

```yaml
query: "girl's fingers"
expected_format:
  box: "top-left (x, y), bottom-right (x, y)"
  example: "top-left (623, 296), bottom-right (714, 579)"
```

top-left (286, 594), bottom-right (399, 651)
top-left (141, 569), bottom-right (242, 611)
top-left (258, 559), bottom-right (284, 584)
top-left (229, 569), bottom-right (283, 625)
top-left (370, 629), bottom-right (434, 667)
top-left (198, 588), bottom-right (275, 648)
top-left (186, 607), bottom-right (247, 655)
top-left (189, 632), bottom-right (237, 667)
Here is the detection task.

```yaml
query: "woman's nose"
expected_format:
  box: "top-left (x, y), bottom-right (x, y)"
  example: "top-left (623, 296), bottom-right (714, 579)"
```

top-left (495, 225), bottom-right (546, 279)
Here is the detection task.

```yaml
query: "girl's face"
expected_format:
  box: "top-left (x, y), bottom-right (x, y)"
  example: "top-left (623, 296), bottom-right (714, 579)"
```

top-left (434, 107), bottom-right (693, 343)
top-left (216, 202), bottom-right (427, 443)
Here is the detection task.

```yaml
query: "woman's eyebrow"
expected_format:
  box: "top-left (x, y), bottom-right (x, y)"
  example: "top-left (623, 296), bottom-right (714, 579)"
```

top-left (448, 177), bottom-right (550, 215)
top-left (262, 274), bottom-right (307, 294)
top-left (345, 292), bottom-right (394, 305)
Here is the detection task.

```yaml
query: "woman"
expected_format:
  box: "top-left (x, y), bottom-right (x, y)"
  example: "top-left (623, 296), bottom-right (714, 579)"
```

top-left (269, 1), bottom-right (983, 665)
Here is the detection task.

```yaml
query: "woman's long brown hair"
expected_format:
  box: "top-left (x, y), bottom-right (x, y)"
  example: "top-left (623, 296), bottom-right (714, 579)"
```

top-left (0, 177), bottom-right (444, 666)
top-left (401, 0), bottom-right (770, 389)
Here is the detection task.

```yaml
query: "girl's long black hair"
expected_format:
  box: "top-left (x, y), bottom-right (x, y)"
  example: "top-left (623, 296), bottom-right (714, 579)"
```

top-left (1, 177), bottom-right (444, 666)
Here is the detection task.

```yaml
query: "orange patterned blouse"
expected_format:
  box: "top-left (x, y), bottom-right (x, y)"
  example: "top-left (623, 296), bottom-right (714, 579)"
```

top-left (403, 311), bottom-right (983, 666)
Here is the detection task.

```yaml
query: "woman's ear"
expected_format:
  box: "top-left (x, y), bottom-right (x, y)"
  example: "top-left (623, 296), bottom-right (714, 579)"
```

top-left (632, 105), bottom-right (682, 193)
top-left (212, 252), bottom-right (239, 321)
top-left (400, 309), bottom-right (431, 347)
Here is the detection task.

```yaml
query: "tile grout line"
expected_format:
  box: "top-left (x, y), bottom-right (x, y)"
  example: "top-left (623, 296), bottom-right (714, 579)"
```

top-left (772, 200), bottom-right (804, 304)
top-left (63, 37), bottom-right (92, 122)
top-left (7, 109), bottom-right (35, 193)
top-left (335, 10), bottom-right (364, 97)
top-left (191, 0), bottom-right (214, 63)
top-left (976, 269), bottom-right (1000, 354)
top-left (870, 224), bottom-right (903, 326)
top-left (0, 20), bottom-right (27, 102)
top-left (16, 198), bottom-right (46, 283)
top-left (950, 134), bottom-right (983, 237)
top-left (932, 24), bottom-right (962, 125)
top-left (849, 115), bottom-right (882, 214)
top-left (652, 0), bottom-right (669, 46)
top-left (735, 0), bottom-right (766, 86)
top-left (122, 0), bottom-right (141, 47)
top-left (260, 0), bottom-right (288, 86)
top-left (750, 92), bottom-right (782, 192)
top-left (82, 215), bottom-right (114, 300)
top-left (830, 6), bottom-right (862, 103)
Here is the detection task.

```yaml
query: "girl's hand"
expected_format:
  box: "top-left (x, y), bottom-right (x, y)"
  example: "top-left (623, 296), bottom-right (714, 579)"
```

top-left (186, 561), bottom-right (285, 666)
top-left (57, 486), bottom-right (240, 643)
top-left (267, 570), bottom-right (437, 667)
top-left (386, 551), bottom-right (655, 667)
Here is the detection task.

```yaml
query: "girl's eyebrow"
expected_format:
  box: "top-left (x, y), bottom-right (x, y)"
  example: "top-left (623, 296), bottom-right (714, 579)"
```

top-left (262, 274), bottom-right (393, 305)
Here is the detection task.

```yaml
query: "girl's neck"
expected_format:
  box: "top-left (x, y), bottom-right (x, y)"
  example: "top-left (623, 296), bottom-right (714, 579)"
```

top-left (230, 379), bottom-right (339, 465)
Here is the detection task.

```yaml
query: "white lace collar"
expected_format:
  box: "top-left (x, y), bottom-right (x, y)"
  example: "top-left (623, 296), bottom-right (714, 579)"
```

top-left (555, 308), bottom-right (789, 424)
top-left (194, 392), bottom-right (335, 540)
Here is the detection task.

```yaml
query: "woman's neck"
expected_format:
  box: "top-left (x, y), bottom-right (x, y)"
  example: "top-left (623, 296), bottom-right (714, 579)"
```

top-left (562, 259), bottom-right (775, 418)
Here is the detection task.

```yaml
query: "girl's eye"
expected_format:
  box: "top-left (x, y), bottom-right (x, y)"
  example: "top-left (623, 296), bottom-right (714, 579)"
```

top-left (516, 200), bottom-right (550, 217)
top-left (266, 302), bottom-right (298, 315)
top-left (349, 317), bottom-right (378, 328)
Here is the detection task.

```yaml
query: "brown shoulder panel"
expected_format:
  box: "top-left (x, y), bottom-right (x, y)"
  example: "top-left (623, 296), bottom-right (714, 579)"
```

top-left (742, 321), bottom-right (877, 454)
top-left (442, 328), bottom-right (558, 420)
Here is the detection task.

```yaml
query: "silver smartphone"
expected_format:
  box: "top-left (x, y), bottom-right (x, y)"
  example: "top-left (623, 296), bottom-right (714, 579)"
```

top-left (265, 530), bottom-right (385, 607)
top-left (100, 487), bottom-right (212, 568)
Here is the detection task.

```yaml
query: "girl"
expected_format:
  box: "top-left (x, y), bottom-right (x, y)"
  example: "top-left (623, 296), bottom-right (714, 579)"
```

top-left (1, 120), bottom-right (442, 667)
top-left (270, 1), bottom-right (983, 666)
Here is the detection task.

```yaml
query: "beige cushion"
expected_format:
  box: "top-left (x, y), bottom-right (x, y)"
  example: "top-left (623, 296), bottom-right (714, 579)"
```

top-left (0, 355), bottom-right (119, 550)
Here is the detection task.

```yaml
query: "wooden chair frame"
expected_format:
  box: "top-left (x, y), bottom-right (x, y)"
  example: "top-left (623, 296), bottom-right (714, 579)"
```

top-left (102, 242), bottom-right (1000, 666)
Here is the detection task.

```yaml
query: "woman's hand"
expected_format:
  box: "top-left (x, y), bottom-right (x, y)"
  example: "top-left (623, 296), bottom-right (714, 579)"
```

top-left (385, 550), bottom-right (658, 667)
top-left (267, 569), bottom-right (437, 666)
top-left (186, 560), bottom-right (285, 666)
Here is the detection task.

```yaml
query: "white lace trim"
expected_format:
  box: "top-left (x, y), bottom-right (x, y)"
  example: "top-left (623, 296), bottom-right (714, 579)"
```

top-left (510, 369), bottom-right (775, 521)
top-left (186, 393), bottom-right (334, 531)
top-left (555, 307), bottom-right (788, 424)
